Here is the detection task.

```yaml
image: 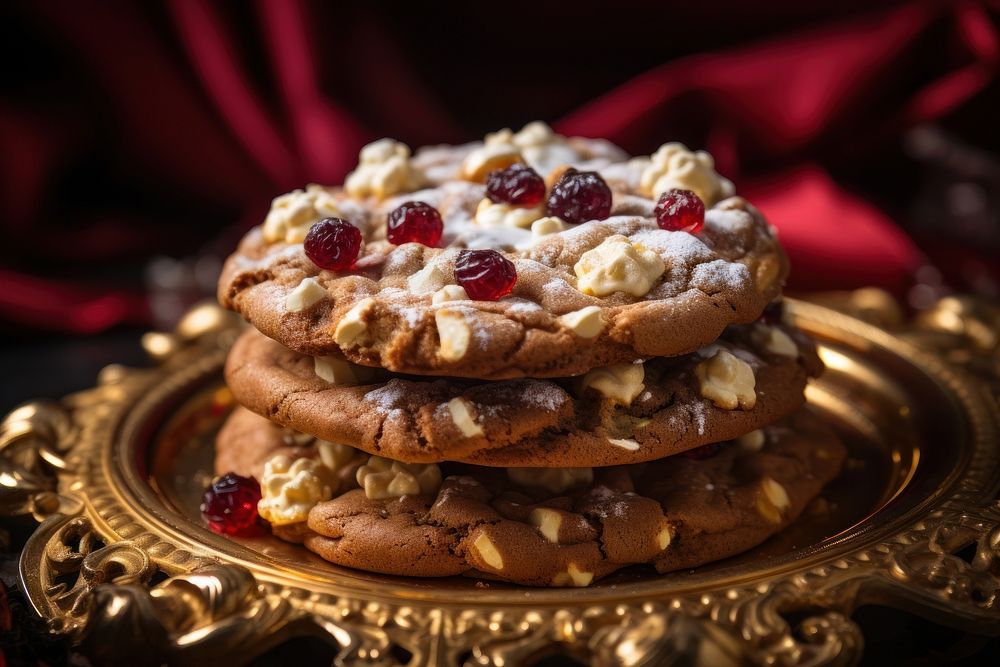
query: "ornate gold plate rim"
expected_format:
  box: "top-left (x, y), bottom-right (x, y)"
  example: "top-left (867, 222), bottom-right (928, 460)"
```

top-left (3, 294), bottom-right (1000, 666)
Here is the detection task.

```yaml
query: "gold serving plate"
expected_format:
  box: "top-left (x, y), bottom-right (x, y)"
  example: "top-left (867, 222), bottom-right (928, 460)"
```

top-left (3, 294), bottom-right (999, 666)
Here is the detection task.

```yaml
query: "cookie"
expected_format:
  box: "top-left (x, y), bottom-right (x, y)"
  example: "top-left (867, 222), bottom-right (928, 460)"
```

top-left (224, 321), bottom-right (821, 467)
top-left (218, 125), bottom-right (786, 380)
top-left (214, 408), bottom-right (846, 586)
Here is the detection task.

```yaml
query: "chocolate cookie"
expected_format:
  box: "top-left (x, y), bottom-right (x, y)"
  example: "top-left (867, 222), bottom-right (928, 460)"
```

top-left (225, 321), bottom-right (821, 466)
top-left (214, 409), bottom-right (845, 586)
top-left (218, 126), bottom-right (786, 380)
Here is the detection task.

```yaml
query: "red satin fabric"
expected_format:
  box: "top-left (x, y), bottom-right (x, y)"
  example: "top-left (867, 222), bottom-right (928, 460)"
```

top-left (1, 1), bottom-right (996, 332)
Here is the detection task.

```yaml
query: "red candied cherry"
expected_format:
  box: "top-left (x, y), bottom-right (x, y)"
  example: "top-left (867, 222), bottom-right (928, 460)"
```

top-left (546, 168), bottom-right (612, 225)
top-left (654, 189), bottom-right (705, 233)
top-left (454, 249), bottom-right (517, 301)
top-left (680, 442), bottom-right (730, 460)
top-left (387, 201), bottom-right (443, 246)
top-left (201, 473), bottom-right (262, 535)
top-left (304, 218), bottom-right (362, 270)
top-left (486, 163), bottom-right (546, 207)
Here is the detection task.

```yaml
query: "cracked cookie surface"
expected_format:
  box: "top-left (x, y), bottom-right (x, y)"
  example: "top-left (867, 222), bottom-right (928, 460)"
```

top-left (215, 409), bottom-right (845, 586)
top-left (225, 322), bottom-right (821, 466)
top-left (218, 135), bottom-right (785, 380)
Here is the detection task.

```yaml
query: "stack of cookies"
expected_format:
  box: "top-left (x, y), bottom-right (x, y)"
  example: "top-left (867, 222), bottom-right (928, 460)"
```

top-left (213, 122), bottom-right (846, 586)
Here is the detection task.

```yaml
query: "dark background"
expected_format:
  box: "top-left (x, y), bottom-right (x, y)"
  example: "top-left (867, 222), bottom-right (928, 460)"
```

top-left (1, 1), bottom-right (999, 664)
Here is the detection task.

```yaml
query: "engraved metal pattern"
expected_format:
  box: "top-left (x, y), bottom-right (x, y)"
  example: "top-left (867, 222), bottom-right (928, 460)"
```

top-left (4, 295), bottom-right (1000, 666)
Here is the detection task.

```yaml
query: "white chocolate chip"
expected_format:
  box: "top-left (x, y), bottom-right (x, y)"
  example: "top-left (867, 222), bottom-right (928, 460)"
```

top-left (461, 142), bottom-right (523, 182)
top-left (474, 198), bottom-right (544, 229)
top-left (435, 309), bottom-right (471, 361)
top-left (471, 532), bottom-right (505, 570)
top-left (751, 324), bottom-right (798, 357)
top-left (344, 139), bottom-right (422, 199)
top-left (262, 184), bottom-right (341, 244)
top-left (355, 456), bottom-right (442, 500)
top-left (313, 356), bottom-right (381, 386)
top-left (695, 350), bottom-right (757, 410)
top-left (737, 429), bottom-right (766, 453)
top-left (574, 235), bottom-right (665, 297)
top-left (334, 298), bottom-right (375, 348)
top-left (407, 263), bottom-right (448, 294)
top-left (316, 440), bottom-right (361, 470)
top-left (656, 525), bottom-right (673, 550)
top-left (639, 142), bottom-right (734, 205)
top-left (579, 363), bottom-right (645, 405)
top-left (558, 306), bottom-right (604, 338)
top-left (511, 121), bottom-right (580, 174)
top-left (531, 216), bottom-right (566, 239)
top-left (285, 277), bottom-right (327, 313)
top-left (551, 563), bottom-right (593, 587)
top-left (257, 455), bottom-right (337, 525)
top-left (432, 285), bottom-right (469, 304)
top-left (607, 437), bottom-right (641, 451)
top-left (446, 398), bottom-right (484, 438)
top-left (529, 508), bottom-right (564, 543)
top-left (507, 467), bottom-right (593, 494)
top-left (757, 477), bottom-right (791, 524)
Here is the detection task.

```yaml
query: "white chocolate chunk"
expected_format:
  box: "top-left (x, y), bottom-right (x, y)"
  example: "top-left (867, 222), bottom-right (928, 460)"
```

top-left (435, 309), bottom-right (471, 361)
top-left (511, 121), bottom-right (580, 174)
top-left (737, 429), bottom-right (766, 453)
top-left (334, 298), bottom-right (375, 348)
top-left (695, 350), bottom-right (756, 410)
top-left (757, 477), bottom-right (791, 524)
top-left (529, 508), bottom-right (564, 543)
top-left (355, 456), bottom-right (442, 500)
top-left (607, 437), bottom-right (641, 451)
top-left (257, 455), bottom-right (337, 526)
top-left (461, 142), bottom-right (523, 182)
top-left (407, 263), bottom-right (448, 294)
top-left (472, 532), bottom-right (505, 570)
top-left (316, 440), bottom-right (361, 470)
top-left (474, 198), bottom-right (544, 229)
top-left (558, 306), bottom-right (604, 338)
top-left (285, 277), bottom-right (327, 312)
top-left (447, 398), bottom-right (484, 437)
top-left (551, 563), bottom-right (593, 587)
top-left (751, 324), bottom-right (798, 357)
top-left (344, 138), bottom-right (422, 199)
top-left (313, 356), bottom-right (380, 386)
top-left (507, 467), bottom-right (593, 494)
top-left (639, 142), bottom-right (734, 205)
top-left (262, 184), bottom-right (341, 243)
top-left (579, 363), bottom-right (645, 405)
top-left (531, 216), bottom-right (566, 239)
top-left (656, 525), bottom-right (673, 550)
top-left (432, 285), bottom-right (469, 304)
top-left (574, 235), bottom-right (665, 297)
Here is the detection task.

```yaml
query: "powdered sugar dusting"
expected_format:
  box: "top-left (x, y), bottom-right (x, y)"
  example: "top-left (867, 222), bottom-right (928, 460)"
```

top-left (690, 402), bottom-right (708, 435)
top-left (705, 208), bottom-right (753, 235)
top-left (690, 260), bottom-right (750, 294)
top-left (632, 229), bottom-right (715, 264)
top-left (363, 380), bottom-right (412, 412)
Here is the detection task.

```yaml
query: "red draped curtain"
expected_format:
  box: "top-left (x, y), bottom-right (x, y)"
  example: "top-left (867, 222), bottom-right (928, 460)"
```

top-left (1, 1), bottom-right (997, 332)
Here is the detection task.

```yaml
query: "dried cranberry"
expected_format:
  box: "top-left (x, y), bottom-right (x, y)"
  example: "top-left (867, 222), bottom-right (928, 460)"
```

top-left (654, 189), bottom-right (705, 233)
top-left (546, 169), bottom-right (612, 225)
top-left (485, 163), bottom-right (546, 207)
top-left (454, 249), bottom-right (517, 301)
top-left (201, 473), bottom-right (262, 535)
top-left (387, 201), bottom-right (443, 246)
top-left (680, 442), bottom-right (730, 460)
top-left (304, 218), bottom-right (362, 270)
